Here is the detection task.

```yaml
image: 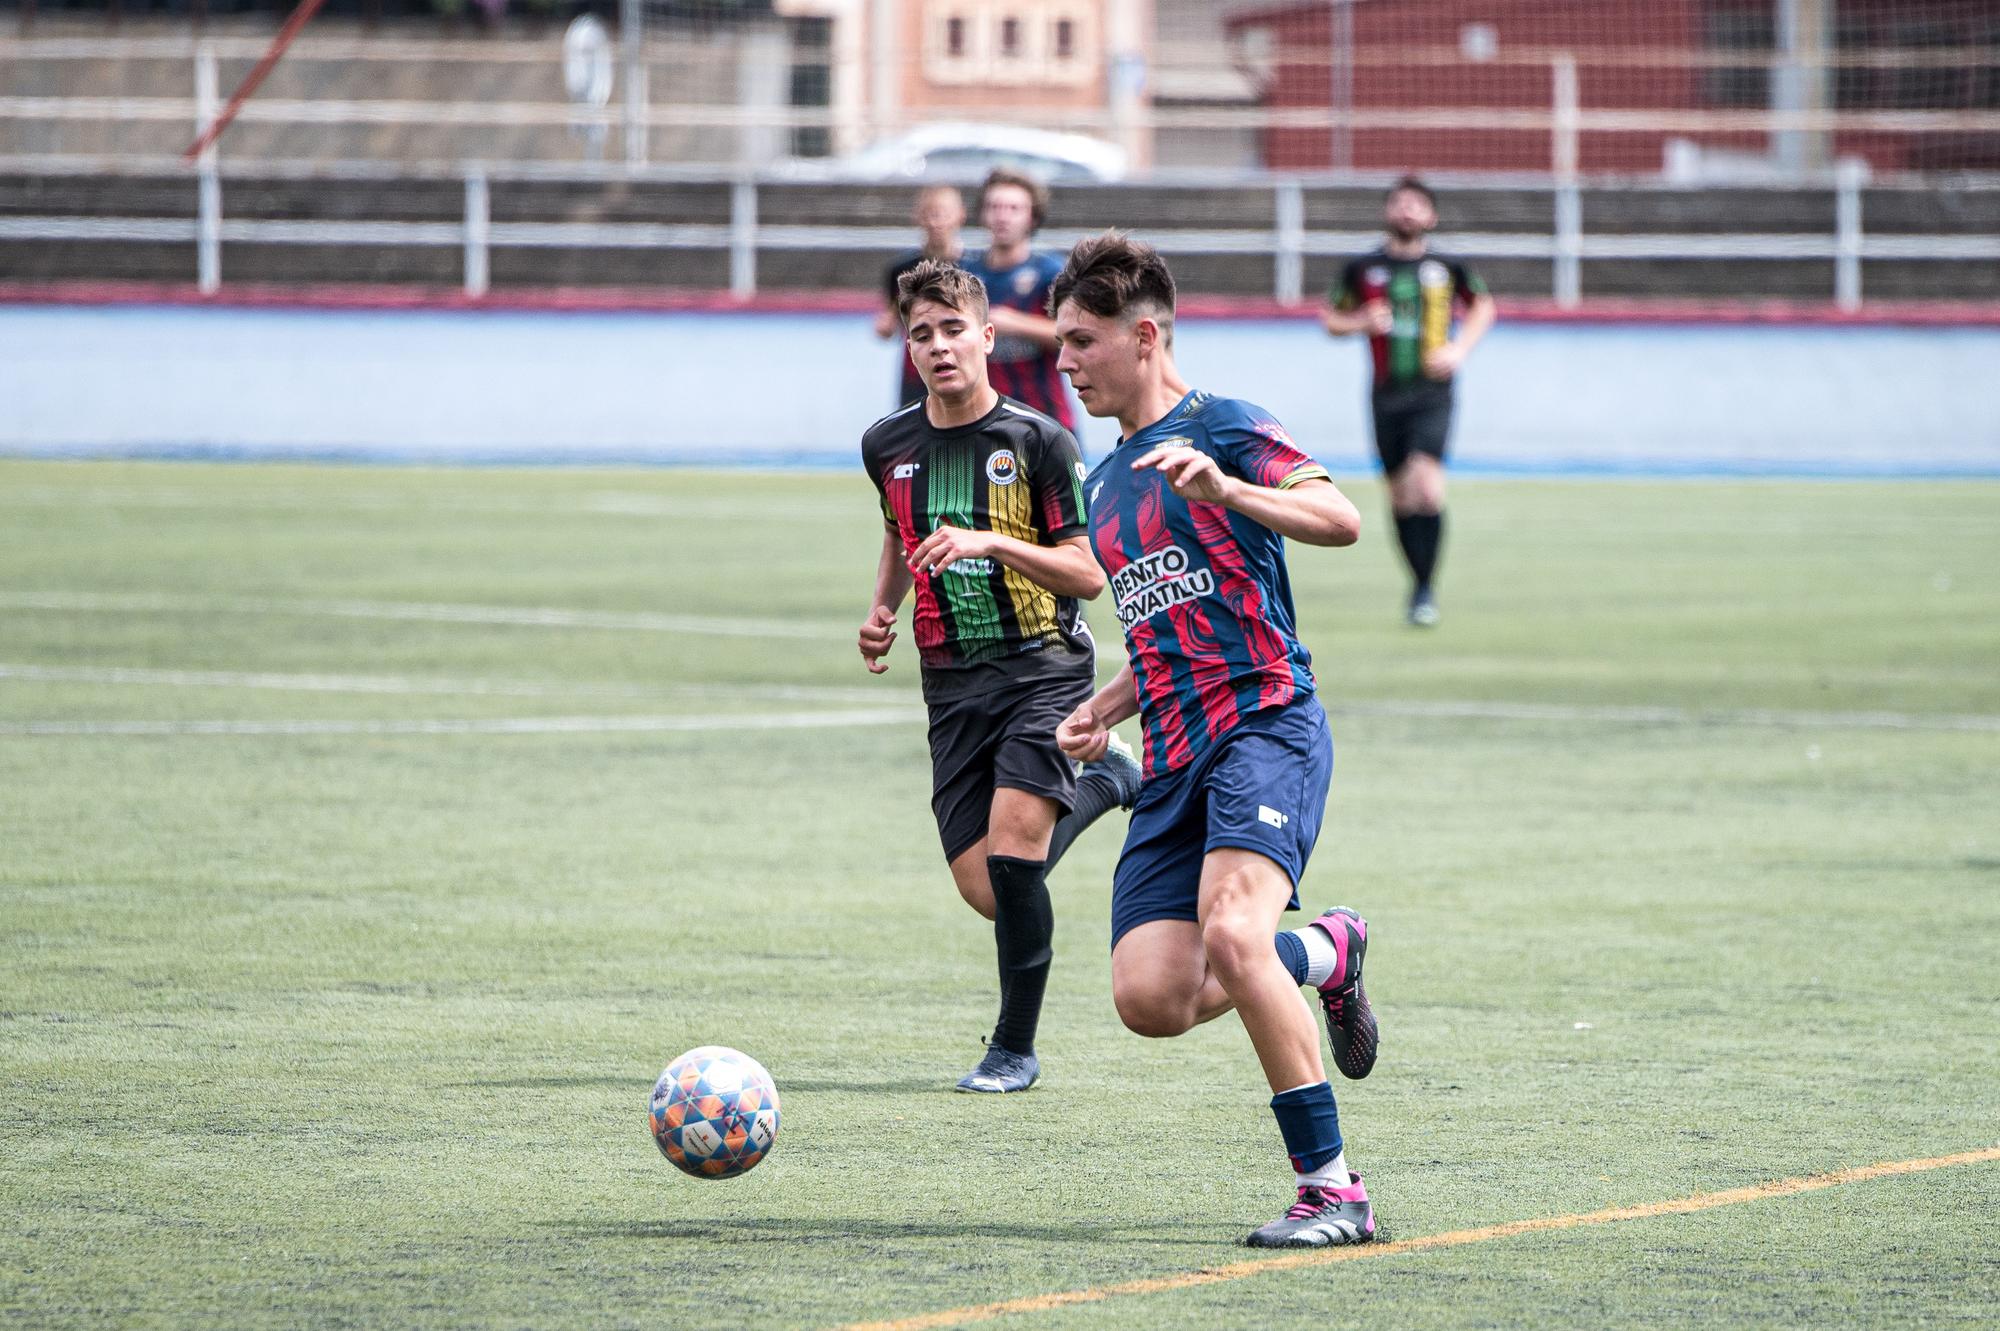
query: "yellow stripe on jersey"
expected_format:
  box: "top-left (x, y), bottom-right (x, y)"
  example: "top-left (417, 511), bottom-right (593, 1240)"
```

top-left (1275, 465), bottom-right (1332, 490)
top-left (1421, 278), bottom-right (1452, 358)
top-left (986, 468), bottom-right (1059, 639)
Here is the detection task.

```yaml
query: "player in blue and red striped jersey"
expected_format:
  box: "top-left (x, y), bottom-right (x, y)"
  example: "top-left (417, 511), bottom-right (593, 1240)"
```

top-left (1050, 233), bottom-right (1383, 1249)
top-left (959, 169), bottom-right (1076, 432)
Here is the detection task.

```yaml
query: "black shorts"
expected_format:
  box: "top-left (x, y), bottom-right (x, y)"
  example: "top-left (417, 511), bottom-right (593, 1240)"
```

top-left (923, 644), bottom-right (1096, 864)
top-left (1371, 389), bottom-right (1454, 475)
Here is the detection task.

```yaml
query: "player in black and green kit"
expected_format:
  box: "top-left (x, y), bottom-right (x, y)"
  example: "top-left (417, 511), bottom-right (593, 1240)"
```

top-left (858, 259), bottom-right (1141, 1094)
top-left (1326, 176), bottom-right (1496, 627)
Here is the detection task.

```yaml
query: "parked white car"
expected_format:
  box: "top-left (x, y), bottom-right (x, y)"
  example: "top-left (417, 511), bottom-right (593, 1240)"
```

top-left (824, 123), bottom-right (1129, 183)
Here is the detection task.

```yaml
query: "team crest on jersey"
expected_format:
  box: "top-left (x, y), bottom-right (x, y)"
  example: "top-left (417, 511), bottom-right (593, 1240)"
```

top-left (986, 449), bottom-right (1019, 485)
top-left (892, 462), bottom-right (920, 480)
top-left (1011, 267), bottom-right (1039, 297)
top-left (1419, 259), bottom-right (1450, 287)
top-left (1365, 265), bottom-right (1389, 286)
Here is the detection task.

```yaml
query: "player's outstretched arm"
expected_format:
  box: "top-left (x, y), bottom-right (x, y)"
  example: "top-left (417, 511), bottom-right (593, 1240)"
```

top-left (988, 305), bottom-right (1061, 349)
top-left (1133, 447), bottom-right (1360, 548)
top-left (1057, 664), bottom-right (1139, 762)
top-left (859, 527), bottom-right (915, 673)
top-left (906, 528), bottom-right (1105, 600)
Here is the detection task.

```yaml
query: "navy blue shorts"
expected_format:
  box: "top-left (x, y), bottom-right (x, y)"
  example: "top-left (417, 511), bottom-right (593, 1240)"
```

top-left (1110, 697), bottom-right (1333, 949)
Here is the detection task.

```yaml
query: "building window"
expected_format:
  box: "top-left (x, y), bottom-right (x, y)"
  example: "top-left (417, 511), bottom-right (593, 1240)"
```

top-left (1000, 16), bottom-right (1022, 59)
top-left (788, 15), bottom-right (832, 158)
top-left (1053, 17), bottom-right (1074, 60)
top-left (946, 16), bottom-right (966, 59)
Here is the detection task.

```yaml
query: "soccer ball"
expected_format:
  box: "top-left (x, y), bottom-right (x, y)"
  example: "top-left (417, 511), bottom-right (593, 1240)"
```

top-left (649, 1046), bottom-right (780, 1179)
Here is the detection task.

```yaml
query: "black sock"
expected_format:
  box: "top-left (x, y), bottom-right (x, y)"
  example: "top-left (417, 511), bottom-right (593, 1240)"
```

top-left (1394, 510), bottom-right (1444, 593)
top-left (988, 855), bottom-right (1054, 1056)
top-left (1044, 767), bottom-right (1126, 872)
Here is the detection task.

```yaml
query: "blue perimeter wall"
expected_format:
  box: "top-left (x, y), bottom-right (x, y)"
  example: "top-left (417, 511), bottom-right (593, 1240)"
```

top-left (5, 305), bottom-right (1997, 476)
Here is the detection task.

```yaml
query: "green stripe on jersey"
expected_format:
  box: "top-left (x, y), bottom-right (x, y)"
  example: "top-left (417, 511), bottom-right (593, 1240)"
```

top-left (928, 443), bottom-right (1004, 656)
top-left (1388, 268), bottom-right (1422, 382)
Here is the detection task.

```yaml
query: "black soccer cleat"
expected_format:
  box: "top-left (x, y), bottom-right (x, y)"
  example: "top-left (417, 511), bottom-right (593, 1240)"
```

top-left (955, 1043), bottom-right (1040, 1094)
top-left (1083, 731), bottom-right (1144, 810)
top-left (1310, 907), bottom-right (1378, 1080)
top-left (1245, 1175), bottom-right (1376, 1248)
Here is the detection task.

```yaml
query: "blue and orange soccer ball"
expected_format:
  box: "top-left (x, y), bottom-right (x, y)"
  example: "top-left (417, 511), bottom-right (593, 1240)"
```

top-left (650, 1046), bottom-right (780, 1179)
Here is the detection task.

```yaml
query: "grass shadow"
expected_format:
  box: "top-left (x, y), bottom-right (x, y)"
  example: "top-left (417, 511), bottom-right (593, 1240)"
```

top-left (775, 1077), bottom-right (959, 1095)
top-left (554, 1216), bottom-right (1224, 1246)
top-left (449, 1074), bottom-right (636, 1089)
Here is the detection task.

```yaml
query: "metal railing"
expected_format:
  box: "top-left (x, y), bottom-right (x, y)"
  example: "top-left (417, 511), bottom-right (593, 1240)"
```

top-left (7, 158), bottom-right (2000, 308)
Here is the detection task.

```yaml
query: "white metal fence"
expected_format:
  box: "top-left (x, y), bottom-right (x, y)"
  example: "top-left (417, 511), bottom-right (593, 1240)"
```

top-left (8, 155), bottom-right (2000, 307)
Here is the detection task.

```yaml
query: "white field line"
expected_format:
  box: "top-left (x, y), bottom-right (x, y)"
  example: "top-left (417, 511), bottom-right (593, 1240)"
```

top-left (0, 709), bottom-right (923, 737)
top-left (0, 591), bottom-right (836, 641)
top-left (0, 663), bottom-right (912, 706)
top-left (0, 485), bottom-right (835, 521)
top-left (2, 695), bottom-right (1992, 739)
top-left (7, 484), bottom-right (1998, 537)
top-left (1337, 698), bottom-right (2000, 734)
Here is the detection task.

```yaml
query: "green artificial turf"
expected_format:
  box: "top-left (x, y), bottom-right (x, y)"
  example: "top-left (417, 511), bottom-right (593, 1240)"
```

top-left (2, 461), bottom-right (1996, 1329)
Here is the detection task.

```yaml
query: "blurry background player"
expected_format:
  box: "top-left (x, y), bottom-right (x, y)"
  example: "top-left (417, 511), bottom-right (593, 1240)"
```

top-left (961, 169), bottom-right (1076, 432)
top-left (1050, 233), bottom-right (1383, 1248)
top-left (1325, 176), bottom-right (1496, 628)
top-left (875, 185), bottom-right (966, 408)
top-left (859, 259), bottom-right (1141, 1095)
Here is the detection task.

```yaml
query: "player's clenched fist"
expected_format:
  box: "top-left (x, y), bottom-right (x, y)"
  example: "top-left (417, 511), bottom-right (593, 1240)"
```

top-left (1422, 341), bottom-right (1466, 381)
top-left (858, 605), bottom-right (897, 673)
top-left (1364, 298), bottom-right (1393, 336)
top-left (1056, 699), bottom-right (1110, 763)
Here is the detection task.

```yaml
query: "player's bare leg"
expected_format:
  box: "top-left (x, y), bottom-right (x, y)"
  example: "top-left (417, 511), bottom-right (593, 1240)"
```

top-left (1110, 855), bottom-right (1373, 1246)
top-left (952, 787), bottom-right (1058, 1093)
top-left (1109, 852), bottom-right (1335, 1065)
top-left (1195, 849), bottom-right (1325, 1092)
top-left (1201, 849), bottom-right (1376, 1249)
top-left (1110, 919), bottom-right (1232, 1038)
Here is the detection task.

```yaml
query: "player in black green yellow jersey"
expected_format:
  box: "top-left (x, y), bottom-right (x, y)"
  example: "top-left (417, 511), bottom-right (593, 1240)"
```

top-left (858, 258), bottom-right (1142, 1094)
top-left (1325, 176), bottom-right (1496, 627)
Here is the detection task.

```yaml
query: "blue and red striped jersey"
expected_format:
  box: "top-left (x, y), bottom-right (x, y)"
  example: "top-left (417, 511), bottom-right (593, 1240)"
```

top-left (1083, 390), bottom-right (1332, 779)
top-left (960, 250), bottom-right (1075, 431)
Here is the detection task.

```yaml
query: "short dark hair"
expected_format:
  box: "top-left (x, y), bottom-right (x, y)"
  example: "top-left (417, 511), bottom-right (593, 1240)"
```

top-left (1388, 174), bottom-right (1437, 208)
top-left (1047, 231), bottom-right (1176, 347)
top-left (981, 167), bottom-right (1050, 232)
top-left (895, 258), bottom-right (988, 326)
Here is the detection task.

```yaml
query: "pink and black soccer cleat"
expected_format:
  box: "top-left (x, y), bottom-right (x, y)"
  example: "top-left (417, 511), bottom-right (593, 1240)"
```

top-left (1245, 1174), bottom-right (1376, 1248)
top-left (1311, 907), bottom-right (1378, 1080)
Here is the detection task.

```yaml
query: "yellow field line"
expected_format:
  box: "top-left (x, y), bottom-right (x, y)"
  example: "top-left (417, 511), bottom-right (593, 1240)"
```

top-left (833, 1145), bottom-right (2000, 1331)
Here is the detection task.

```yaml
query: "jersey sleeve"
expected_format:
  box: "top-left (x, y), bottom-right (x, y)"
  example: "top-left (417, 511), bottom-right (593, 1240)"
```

top-left (1332, 259), bottom-right (1363, 311)
top-left (1028, 424), bottom-right (1089, 544)
top-left (1452, 259), bottom-right (1489, 304)
top-left (1211, 404), bottom-right (1331, 492)
top-left (1033, 252), bottom-right (1064, 316)
top-left (860, 431), bottom-right (897, 530)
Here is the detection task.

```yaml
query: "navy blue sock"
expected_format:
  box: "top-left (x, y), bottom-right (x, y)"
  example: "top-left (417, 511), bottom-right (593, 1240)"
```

top-left (1273, 929), bottom-right (1310, 985)
top-left (1270, 1081), bottom-right (1344, 1174)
